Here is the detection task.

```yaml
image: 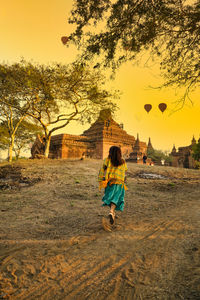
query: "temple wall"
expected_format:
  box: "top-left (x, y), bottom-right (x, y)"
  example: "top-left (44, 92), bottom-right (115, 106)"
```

top-left (61, 144), bottom-right (88, 159)
top-left (171, 156), bottom-right (180, 168)
top-left (94, 141), bottom-right (103, 159)
top-left (49, 145), bottom-right (62, 159)
top-left (121, 146), bottom-right (133, 159)
top-left (188, 155), bottom-right (195, 169)
top-left (171, 145), bottom-right (196, 169)
top-left (49, 135), bottom-right (63, 159)
top-left (102, 139), bottom-right (133, 160)
top-left (102, 141), bottom-right (116, 159)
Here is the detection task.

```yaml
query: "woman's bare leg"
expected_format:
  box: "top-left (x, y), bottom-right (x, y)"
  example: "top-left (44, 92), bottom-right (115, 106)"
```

top-left (110, 203), bottom-right (116, 214)
top-left (109, 203), bottom-right (116, 224)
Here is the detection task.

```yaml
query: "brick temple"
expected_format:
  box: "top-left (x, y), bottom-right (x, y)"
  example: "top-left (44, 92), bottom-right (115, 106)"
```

top-left (170, 136), bottom-right (199, 168)
top-left (31, 109), bottom-right (151, 160)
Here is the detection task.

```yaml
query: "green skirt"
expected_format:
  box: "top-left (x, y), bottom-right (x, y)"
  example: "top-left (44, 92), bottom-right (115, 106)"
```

top-left (102, 183), bottom-right (125, 211)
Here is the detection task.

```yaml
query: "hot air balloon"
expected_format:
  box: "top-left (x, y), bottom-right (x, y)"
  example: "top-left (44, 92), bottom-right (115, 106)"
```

top-left (158, 103), bottom-right (167, 113)
top-left (61, 36), bottom-right (69, 45)
top-left (144, 104), bottom-right (152, 113)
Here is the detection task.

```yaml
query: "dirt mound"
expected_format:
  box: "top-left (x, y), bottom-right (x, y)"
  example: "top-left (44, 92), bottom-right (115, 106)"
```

top-left (0, 164), bottom-right (41, 190)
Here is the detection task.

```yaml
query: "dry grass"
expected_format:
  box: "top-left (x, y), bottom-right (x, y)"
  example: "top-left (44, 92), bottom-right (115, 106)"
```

top-left (0, 159), bottom-right (200, 299)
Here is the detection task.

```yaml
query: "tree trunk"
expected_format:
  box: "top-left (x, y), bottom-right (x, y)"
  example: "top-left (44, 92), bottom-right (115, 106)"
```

top-left (8, 136), bottom-right (14, 162)
top-left (15, 148), bottom-right (21, 160)
top-left (44, 135), bottom-right (51, 158)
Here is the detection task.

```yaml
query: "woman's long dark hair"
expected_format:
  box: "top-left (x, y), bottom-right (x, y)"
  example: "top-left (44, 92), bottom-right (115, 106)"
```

top-left (108, 146), bottom-right (124, 167)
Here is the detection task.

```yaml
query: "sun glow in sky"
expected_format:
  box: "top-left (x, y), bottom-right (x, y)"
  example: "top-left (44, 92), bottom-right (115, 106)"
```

top-left (1, 0), bottom-right (200, 152)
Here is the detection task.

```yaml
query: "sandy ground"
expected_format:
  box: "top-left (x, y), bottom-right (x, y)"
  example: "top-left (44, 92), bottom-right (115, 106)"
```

top-left (0, 159), bottom-right (200, 300)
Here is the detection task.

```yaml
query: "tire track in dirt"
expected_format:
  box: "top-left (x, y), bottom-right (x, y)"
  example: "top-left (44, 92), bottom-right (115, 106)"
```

top-left (0, 233), bottom-right (173, 300)
top-left (0, 245), bottom-right (27, 267)
top-left (22, 257), bottom-right (113, 300)
top-left (62, 254), bottom-right (132, 299)
top-left (93, 218), bottom-right (191, 300)
top-left (19, 251), bottom-right (132, 299)
top-left (1, 234), bottom-right (143, 300)
top-left (61, 218), bottom-right (179, 299)
top-left (0, 237), bottom-right (100, 300)
top-left (1, 212), bottom-right (199, 300)
top-left (15, 248), bottom-right (103, 299)
top-left (140, 219), bottom-right (178, 240)
top-left (123, 218), bottom-right (186, 241)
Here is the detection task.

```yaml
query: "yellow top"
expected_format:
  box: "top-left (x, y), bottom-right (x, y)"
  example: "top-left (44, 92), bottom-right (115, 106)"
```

top-left (98, 157), bottom-right (128, 190)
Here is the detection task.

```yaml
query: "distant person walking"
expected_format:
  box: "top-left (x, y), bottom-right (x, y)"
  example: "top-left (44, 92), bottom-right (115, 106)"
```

top-left (98, 146), bottom-right (127, 225)
top-left (143, 155), bottom-right (147, 164)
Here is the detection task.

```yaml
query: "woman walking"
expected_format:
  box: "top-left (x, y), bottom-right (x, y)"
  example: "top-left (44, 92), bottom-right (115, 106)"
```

top-left (98, 146), bottom-right (127, 226)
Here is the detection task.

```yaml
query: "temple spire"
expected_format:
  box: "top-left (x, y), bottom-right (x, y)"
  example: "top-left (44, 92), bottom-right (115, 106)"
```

top-left (191, 135), bottom-right (196, 145)
top-left (147, 137), bottom-right (153, 150)
top-left (134, 133), bottom-right (140, 147)
top-left (172, 144), bottom-right (176, 153)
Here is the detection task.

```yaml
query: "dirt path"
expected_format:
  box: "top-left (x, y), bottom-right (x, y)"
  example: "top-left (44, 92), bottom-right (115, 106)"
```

top-left (0, 160), bottom-right (200, 299)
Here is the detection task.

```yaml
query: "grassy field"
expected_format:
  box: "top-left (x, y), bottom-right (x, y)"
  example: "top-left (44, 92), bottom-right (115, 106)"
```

top-left (0, 159), bottom-right (200, 299)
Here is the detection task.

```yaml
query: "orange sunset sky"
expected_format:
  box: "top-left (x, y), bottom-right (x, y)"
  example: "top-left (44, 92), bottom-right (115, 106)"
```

top-left (0, 0), bottom-right (200, 152)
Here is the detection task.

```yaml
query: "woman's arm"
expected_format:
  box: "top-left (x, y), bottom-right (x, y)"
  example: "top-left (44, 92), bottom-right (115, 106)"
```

top-left (98, 158), bottom-right (108, 182)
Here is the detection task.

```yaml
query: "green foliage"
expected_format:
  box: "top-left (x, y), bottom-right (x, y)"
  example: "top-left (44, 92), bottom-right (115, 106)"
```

top-left (0, 119), bottom-right (42, 159)
top-left (147, 148), bottom-right (172, 164)
top-left (0, 123), bottom-right (9, 150)
top-left (69, 0), bottom-right (200, 104)
top-left (192, 141), bottom-right (200, 161)
top-left (0, 59), bottom-right (118, 158)
top-left (194, 161), bottom-right (200, 169)
top-left (14, 120), bottom-right (42, 159)
top-left (0, 62), bottom-right (31, 161)
top-left (168, 182), bottom-right (175, 187)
